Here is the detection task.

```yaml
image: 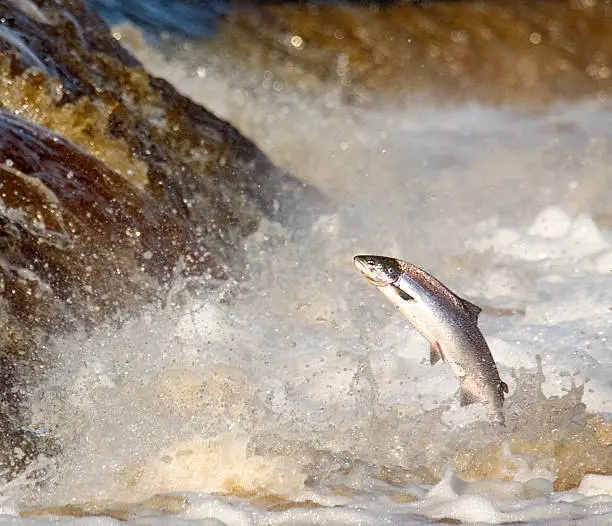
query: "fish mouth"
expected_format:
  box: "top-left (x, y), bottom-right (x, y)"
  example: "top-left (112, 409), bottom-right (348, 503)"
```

top-left (353, 255), bottom-right (398, 287)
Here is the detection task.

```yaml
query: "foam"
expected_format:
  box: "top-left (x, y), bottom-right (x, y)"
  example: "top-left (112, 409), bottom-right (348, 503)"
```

top-left (123, 431), bottom-right (308, 498)
top-left (468, 206), bottom-right (610, 265)
top-left (12, 203), bottom-right (610, 526)
top-left (579, 475), bottom-right (612, 498)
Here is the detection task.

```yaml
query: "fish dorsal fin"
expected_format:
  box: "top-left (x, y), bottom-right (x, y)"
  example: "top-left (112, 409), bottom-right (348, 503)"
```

top-left (459, 297), bottom-right (482, 323)
top-left (459, 385), bottom-right (478, 407)
top-left (430, 342), bottom-right (443, 365)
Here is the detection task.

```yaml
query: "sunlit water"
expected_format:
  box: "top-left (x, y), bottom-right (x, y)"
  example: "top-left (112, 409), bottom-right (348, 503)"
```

top-left (3, 25), bottom-right (612, 525)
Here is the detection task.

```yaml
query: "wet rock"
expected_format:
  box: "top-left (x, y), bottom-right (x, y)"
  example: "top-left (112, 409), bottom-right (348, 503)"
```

top-left (0, 0), bottom-right (319, 476)
top-left (0, 109), bottom-right (203, 320)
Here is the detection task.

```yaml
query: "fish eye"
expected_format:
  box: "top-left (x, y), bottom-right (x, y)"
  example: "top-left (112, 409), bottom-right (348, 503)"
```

top-left (385, 264), bottom-right (400, 282)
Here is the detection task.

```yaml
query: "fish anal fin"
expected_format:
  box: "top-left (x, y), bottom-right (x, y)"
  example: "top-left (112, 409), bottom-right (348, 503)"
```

top-left (501, 381), bottom-right (509, 394)
top-left (430, 342), bottom-right (443, 365)
top-left (459, 385), bottom-right (478, 407)
top-left (459, 297), bottom-right (482, 323)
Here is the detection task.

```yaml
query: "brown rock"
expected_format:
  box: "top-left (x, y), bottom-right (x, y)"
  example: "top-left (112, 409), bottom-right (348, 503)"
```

top-left (0, 0), bottom-right (321, 475)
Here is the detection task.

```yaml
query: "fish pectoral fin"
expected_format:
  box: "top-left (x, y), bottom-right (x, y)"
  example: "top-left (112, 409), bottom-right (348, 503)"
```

top-left (459, 297), bottom-right (482, 323)
top-left (501, 381), bottom-right (509, 394)
top-left (459, 385), bottom-right (478, 407)
top-left (430, 342), bottom-right (443, 365)
top-left (391, 284), bottom-right (415, 302)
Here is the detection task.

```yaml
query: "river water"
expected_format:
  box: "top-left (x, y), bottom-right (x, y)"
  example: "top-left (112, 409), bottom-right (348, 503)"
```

top-left (3, 6), bottom-right (612, 525)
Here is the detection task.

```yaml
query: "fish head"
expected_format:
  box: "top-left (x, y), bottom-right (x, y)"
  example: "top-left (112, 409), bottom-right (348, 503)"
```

top-left (354, 255), bottom-right (403, 287)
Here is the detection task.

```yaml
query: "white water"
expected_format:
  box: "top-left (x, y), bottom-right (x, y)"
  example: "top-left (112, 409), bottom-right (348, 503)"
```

top-left (3, 25), bottom-right (612, 525)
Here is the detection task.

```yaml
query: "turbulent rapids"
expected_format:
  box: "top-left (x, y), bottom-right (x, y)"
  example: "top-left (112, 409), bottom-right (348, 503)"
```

top-left (0, 1), bottom-right (611, 524)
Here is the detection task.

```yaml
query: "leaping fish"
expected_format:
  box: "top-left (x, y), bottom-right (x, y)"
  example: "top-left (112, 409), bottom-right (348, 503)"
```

top-left (353, 255), bottom-right (508, 426)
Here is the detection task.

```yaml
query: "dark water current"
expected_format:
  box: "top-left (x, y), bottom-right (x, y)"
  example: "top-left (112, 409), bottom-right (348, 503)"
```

top-left (85, 0), bottom-right (396, 37)
top-left (84, 0), bottom-right (230, 36)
